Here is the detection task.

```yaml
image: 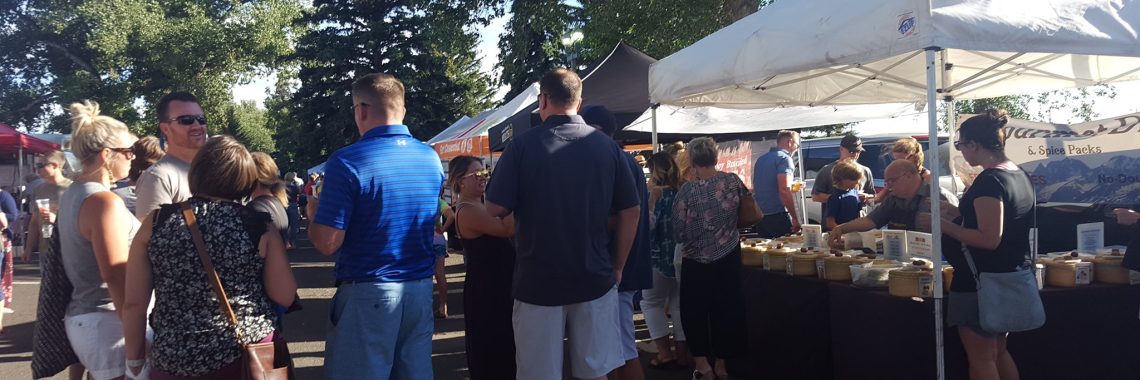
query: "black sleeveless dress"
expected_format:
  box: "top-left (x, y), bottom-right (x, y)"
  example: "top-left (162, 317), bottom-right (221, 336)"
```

top-left (455, 202), bottom-right (517, 380)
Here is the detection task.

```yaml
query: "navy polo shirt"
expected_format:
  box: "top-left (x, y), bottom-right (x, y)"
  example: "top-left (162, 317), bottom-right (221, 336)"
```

top-left (486, 114), bottom-right (640, 306)
top-left (314, 124), bottom-right (444, 282)
top-left (619, 152), bottom-right (652, 292)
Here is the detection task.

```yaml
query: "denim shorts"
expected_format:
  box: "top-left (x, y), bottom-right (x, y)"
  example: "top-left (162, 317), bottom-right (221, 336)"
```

top-left (947, 291), bottom-right (1003, 338)
top-left (325, 278), bottom-right (434, 380)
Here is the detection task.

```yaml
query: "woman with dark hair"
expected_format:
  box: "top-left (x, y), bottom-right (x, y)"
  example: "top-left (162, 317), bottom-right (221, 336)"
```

top-left (673, 137), bottom-right (750, 380)
top-left (122, 136), bottom-right (297, 379)
top-left (448, 155), bottom-right (516, 379)
top-left (940, 109), bottom-right (1036, 380)
top-left (249, 152), bottom-right (289, 243)
top-left (640, 151), bottom-right (688, 368)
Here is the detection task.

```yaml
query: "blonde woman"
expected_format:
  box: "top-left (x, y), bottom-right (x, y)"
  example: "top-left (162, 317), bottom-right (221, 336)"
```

top-left (56, 100), bottom-right (140, 380)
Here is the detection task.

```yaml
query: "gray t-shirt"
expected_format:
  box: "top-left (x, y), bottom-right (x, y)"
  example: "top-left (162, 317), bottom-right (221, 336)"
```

top-left (867, 184), bottom-right (959, 231)
top-left (58, 182), bottom-right (141, 316)
top-left (135, 155), bottom-right (191, 219)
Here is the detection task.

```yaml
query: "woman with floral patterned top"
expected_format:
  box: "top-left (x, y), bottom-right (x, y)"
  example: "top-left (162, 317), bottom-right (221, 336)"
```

top-left (673, 137), bottom-right (750, 380)
top-left (122, 136), bottom-right (297, 379)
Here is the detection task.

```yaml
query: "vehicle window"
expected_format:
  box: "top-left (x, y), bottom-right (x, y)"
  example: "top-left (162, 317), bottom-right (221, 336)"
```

top-left (859, 143), bottom-right (892, 183)
top-left (803, 146), bottom-right (839, 175)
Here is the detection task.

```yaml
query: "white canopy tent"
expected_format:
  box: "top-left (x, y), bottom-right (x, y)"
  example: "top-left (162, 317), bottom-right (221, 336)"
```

top-left (650, 1), bottom-right (1140, 379)
top-left (624, 103), bottom-right (917, 134)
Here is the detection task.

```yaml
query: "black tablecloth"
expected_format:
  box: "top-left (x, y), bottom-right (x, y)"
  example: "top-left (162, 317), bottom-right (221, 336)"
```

top-left (828, 283), bottom-right (1140, 380)
top-left (738, 268), bottom-right (1140, 380)
top-left (734, 268), bottom-right (834, 380)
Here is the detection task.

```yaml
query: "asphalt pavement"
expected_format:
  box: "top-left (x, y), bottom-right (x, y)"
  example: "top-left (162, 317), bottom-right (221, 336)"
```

top-left (0, 233), bottom-right (696, 380)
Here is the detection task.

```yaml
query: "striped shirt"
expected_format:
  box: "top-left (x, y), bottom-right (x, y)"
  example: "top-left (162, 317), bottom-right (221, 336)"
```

top-left (314, 125), bottom-right (444, 282)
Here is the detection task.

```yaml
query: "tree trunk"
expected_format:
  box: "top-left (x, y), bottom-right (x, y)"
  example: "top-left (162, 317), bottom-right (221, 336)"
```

top-left (723, 0), bottom-right (762, 22)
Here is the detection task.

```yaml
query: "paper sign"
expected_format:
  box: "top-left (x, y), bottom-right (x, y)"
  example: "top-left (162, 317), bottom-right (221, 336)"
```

top-left (802, 224), bottom-right (823, 249)
top-left (858, 231), bottom-right (879, 252)
top-left (1076, 222), bottom-right (1104, 253)
top-left (906, 231), bottom-right (933, 260)
top-left (882, 230), bottom-right (908, 261)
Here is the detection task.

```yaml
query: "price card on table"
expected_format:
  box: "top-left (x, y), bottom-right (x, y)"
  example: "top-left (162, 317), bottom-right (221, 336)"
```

top-left (906, 231), bottom-right (933, 260)
top-left (882, 230), bottom-right (907, 261)
top-left (1076, 222), bottom-right (1104, 253)
top-left (802, 224), bottom-right (823, 249)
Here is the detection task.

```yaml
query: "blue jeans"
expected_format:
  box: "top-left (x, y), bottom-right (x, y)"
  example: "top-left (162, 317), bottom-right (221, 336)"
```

top-left (326, 278), bottom-right (434, 380)
top-left (285, 204), bottom-right (300, 245)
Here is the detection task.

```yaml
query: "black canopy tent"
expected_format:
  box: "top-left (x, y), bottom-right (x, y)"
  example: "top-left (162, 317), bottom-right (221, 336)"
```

top-left (488, 42), bottom-right (657, 151)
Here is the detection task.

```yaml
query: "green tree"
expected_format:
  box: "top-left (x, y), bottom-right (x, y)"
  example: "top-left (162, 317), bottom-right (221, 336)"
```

top-left (495, 0), bottom-right (577, 101)
top-left (577, 0), bottom-right (768, 63)
top-left (0, 0), bottom-right (303, 134)
top-left (287, 0), bottom-right (502, 169)
top-left (223, 100), bottom-right (275, 153)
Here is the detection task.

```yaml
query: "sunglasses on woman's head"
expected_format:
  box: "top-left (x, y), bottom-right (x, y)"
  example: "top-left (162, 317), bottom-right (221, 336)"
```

top-left (167, 115), bottom-right (208, 126)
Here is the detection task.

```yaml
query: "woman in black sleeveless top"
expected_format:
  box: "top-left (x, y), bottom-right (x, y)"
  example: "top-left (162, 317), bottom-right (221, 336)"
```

top-left (448, 156), bottom-right (516, 380)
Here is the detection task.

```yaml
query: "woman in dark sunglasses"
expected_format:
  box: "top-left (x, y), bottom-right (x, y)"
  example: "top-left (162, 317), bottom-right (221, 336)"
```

top-left (55, 100), bottom-right (140, 379)
top-left (447, 156), bottom-right (516, 380)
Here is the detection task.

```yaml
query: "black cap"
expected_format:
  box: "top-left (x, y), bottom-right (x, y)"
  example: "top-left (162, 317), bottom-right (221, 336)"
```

top-left (840, 134), bottom-right (864, 152)
top-left (580, 105), bottom-right (617, 137)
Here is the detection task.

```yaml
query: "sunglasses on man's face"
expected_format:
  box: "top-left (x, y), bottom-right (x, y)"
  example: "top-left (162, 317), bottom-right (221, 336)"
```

top-left (167, 115), bottom-right (208, 126)
top-left (35, 163), bottom-right (50, 169)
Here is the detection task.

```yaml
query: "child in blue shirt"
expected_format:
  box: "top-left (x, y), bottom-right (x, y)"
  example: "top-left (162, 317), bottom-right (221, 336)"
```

top-left (826, 160), bottom-right (865, 230)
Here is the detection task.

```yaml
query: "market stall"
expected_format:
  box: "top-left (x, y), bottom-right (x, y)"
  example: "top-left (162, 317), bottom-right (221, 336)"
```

top-left (651, 1), bottom-right (1140, 377)
top-left (0, 123), bottom-right (62, 188)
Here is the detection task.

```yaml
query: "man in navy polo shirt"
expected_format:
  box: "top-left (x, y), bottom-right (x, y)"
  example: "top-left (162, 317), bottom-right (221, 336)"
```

top-left (581, 105), bottom-right (652, 380)
top-left (486, 69), bottom-right (641, 380)
top-left (307, 73), bottom-right (443, 380)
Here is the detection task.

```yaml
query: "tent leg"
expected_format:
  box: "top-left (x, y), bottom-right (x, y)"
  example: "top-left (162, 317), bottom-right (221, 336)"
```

top-left (926, 48), bottom-right (946, 380)
top-left (651, 105), bottom-right (659, 152)
top-left (797, 141), bottom-right (806, 225)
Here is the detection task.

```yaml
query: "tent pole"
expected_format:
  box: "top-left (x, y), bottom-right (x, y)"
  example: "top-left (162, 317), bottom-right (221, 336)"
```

top-left (941, 50), bottom-right (960, 195)
top-left (797, 139), bottom-right (806, 225)
top-left (651, 105), bottom-right (659, 152)
top-left (926, 47), bottom-right (946, 380)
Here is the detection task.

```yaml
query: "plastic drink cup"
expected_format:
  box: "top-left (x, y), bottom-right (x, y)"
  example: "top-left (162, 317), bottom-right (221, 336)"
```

top-left (36, 198), bottom-right (52, 238)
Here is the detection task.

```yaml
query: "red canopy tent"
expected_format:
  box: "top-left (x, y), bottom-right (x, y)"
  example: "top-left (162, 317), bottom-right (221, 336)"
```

top-left (0, 123), bottom-right (60, 155)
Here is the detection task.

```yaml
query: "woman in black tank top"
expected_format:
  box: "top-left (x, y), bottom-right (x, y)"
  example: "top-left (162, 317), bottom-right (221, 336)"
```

top-left (448, 156), bottom-right (516, 380)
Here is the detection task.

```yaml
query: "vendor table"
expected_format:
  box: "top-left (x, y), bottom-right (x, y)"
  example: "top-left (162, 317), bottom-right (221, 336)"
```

top-left (734, 267), bottom-right (834, 380)
top-left (737, 267), bottom-right (1140, 380)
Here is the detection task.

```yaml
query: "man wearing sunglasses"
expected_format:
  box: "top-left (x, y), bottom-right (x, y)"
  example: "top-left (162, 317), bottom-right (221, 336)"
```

top-left (134, 91), bottom-right (207, 219)
top-left (23, 151), bottom-right (73, 261)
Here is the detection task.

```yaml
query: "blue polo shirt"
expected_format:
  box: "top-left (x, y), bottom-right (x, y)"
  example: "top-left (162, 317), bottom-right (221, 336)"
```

top-left (752, 147), bottom-right (795, 215)
top-left (314, 125), bottom-right (444, 282)
top-left (486, 115), bottom-right (640, 306)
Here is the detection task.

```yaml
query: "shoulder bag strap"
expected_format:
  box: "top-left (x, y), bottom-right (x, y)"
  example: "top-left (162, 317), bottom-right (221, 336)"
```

top-left (180, 202), bottom-right (244, 342)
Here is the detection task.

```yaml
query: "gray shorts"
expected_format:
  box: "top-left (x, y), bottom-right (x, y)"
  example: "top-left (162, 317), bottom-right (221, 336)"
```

top-left (947, 291), bottom-right (1003, 338)
top-left (513, 287), bottom-right (624, 379)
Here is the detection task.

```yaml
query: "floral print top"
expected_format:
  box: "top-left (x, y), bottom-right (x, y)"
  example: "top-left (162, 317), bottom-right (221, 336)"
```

top-left (650, 188), bottom-right (678, 278)
top-left (147, 198), bottom-right (276, 376)
top-left (673, 172), bottom-right (746, 264)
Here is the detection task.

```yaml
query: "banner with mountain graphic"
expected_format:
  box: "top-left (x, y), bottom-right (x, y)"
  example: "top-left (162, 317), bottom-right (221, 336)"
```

top-left (952, 113), bottom-right (1140, 204)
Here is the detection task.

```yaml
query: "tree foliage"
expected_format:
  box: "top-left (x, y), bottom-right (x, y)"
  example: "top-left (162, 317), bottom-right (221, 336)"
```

top-left (495, 0), bottom-right (577, 101)
top-left (577, 0), bottom-right (767, 63)
top-left (0, 0), bottom-right (304, 138)
top-left (285, 0), bottom-right (503, 169)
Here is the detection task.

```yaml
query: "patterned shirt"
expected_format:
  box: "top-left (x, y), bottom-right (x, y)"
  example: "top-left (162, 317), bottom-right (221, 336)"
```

top-left (147, 199), bottom-right (276, 376)
top-left (673, 172), bottom-right (747, 263)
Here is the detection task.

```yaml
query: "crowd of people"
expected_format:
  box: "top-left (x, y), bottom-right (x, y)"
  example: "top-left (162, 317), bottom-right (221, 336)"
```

top-left (3, 65), bottom-right (1136, 380)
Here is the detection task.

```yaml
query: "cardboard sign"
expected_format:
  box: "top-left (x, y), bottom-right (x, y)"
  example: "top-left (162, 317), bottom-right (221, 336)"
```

top-left (1077, 222), bottom-right (1104, 253)
top-left (906, 231), bottom-right (934, 260)
top-left (802, 224), bottom-right (824, 249)
top-left (882, 230), bottom-right (908, 261)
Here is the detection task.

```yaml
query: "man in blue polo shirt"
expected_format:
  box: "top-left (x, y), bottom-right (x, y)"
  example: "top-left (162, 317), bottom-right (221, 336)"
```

top-left (752, 130), bottom-right (802, 238)
top-left (486, 69), bottom-right (641, 380)
top-left (307, 73), bottom-right (443, 380)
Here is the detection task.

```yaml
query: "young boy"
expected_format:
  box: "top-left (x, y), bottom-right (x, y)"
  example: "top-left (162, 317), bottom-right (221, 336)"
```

top-left (826, 160), bottom-right (866, 230)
